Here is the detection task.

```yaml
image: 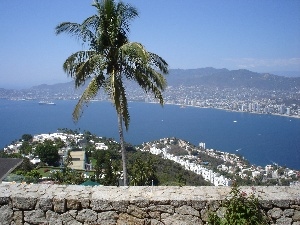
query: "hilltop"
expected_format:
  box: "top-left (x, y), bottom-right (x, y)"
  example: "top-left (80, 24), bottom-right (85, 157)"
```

top-left (167, 68), bottom-right (300, 90)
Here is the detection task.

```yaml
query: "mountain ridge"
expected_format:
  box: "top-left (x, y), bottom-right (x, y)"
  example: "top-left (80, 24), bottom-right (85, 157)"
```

top-left (1, 67), bottom-right (300, 92)
top-left (166, 67), bottom-right (300, 90)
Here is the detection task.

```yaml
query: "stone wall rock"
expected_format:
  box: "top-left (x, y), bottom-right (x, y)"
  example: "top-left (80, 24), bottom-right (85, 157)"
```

top-left (0, 205), bottom-right (13, 225)
top-left (0, 184), bottom-right (299, 225)
top-left (24, 209), bottom-right (46, 224)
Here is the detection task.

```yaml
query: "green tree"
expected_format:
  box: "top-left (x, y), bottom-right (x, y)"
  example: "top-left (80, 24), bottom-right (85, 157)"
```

top-left (0, 151), bottom-right (22, 158)
top-left (19, 141), bottom-right (32, 155)
top-left (22, 134), bottom-right (33, 142)
top-left (50, 170), bottom-right (64, 184)
top-left (26, 169), bottom-right (41, 179)
top-left (50, 168), bottom-right (85, 185)
top-left (129, 157), bottom-right (157, 186)
top-left (93, 150), bottom-right (120, 185)
top-left (54, 137), bottom-right (66, 149)
top-left (277, 167), bottom-right (285, 176)
top-left (14, 158), bottom-right (34, 174)
top-left (85, 142), bottom-right (97, 158)
top-left (24, 169), bottom-right (42, 183)
top-left (176, 173), bottom-right (187, 186)
top-left (102, 152), bottom-right (121, 186)
top-left (93, 150), bottom-right (106, 182)
top-left (35, 140), bottom-right (60, 166)
top-left (55, 0), bottom-right (168, 185)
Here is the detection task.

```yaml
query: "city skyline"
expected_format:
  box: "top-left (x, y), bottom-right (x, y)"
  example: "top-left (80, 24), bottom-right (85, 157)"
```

top-left (1, 0), bottom-right (300, 88)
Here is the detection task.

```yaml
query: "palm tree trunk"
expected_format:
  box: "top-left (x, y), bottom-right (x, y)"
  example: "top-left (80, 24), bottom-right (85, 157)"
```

top-left (118, 112), bottom-right (128, 186)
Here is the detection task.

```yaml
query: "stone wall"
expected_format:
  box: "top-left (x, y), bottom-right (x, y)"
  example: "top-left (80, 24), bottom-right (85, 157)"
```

top-left (0, 183), bottom-right (299, 225)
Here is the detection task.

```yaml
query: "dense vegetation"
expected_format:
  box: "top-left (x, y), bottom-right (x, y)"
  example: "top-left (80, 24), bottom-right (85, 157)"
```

top-left (1, 129), bottom-right (298, 186)
top-left (1, 130), bottom-right (209, 186)
top-left (85, 140), bottom-right (210, 186)
top-left (126, 147), bottom-right (211, 186)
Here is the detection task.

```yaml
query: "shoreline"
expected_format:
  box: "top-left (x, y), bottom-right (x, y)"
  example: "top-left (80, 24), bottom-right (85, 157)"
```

top-left (7, 98), bottom-right (300, 120)
top-left (162, 102), bottom-right (300, 120)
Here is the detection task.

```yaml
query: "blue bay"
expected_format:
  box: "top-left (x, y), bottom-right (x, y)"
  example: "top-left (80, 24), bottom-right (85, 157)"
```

top-left (0, 99), bottom-right (299, 170)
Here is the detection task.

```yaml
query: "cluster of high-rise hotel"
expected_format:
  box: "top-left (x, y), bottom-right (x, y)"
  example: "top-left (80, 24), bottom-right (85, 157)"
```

top-left (155, 85), bottom-right (300, 118)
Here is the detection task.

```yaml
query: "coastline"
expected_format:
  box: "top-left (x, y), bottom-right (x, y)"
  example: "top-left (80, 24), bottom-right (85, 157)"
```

top-left (7, 98), bottom-right (300, 120)
top-left (1, 99), bottom-right (299, 170)
top-left (161, 102), bottom-right (300, 120)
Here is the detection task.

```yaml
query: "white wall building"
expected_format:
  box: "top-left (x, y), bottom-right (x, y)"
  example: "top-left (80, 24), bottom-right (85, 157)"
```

top-left (95, 143), bottom-right (108, 150)
top-left (142, 144), bottom-right (232, 186)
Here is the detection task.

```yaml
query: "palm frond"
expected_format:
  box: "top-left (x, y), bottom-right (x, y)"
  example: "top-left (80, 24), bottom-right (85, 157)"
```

top-left (145, 68), bottom-right (168, 90)
top-left (120, 42), bottom-right (168, 105)
top-left (75, 53), bottom-right (106, 87)
top-left (55, 21), bottom-right (96, 45)
top-left (72, 77), bottom-right (100, 122)
top-left (121, 42), bottom-right (149, 63)
top-left (149, 52), bottom-right (169, 74)
top-left (63, 51), bottom-right (95, 87)
top-left (121, 42), bottom-right (168, 76)
top-left (55, 22), bottom-right (81, 35)
top-left (81, 15), bottom-right (99, 43)
top-left (128, 66), bottom-right (166, 105)
top-left (116, 2), bottom-right (138, 34)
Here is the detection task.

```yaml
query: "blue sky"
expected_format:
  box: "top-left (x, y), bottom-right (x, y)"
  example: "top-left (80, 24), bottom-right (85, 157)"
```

top-left (1, 0), bottom-right (300, 88)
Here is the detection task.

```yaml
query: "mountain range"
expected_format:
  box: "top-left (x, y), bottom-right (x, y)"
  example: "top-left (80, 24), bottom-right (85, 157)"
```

top-left (2, 67), bottom-right (300, 92)
top-left (166, 67), bottom-right (300, 90)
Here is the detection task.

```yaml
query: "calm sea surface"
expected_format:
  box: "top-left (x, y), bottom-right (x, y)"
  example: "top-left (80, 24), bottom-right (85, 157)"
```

top-left (0, 99), bottom-right (299, 170)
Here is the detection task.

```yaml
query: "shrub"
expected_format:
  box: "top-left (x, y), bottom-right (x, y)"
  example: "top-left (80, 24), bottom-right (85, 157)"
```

top-left (208, 183), bottom-right (269, 225)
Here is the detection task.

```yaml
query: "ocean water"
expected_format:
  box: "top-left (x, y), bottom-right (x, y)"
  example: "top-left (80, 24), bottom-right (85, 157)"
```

top-left (0, 99), bottom-right (299, 170)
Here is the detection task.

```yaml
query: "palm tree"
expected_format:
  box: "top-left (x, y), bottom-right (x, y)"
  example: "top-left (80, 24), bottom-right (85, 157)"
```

top-left (55, 0), bottom-right (168, 186)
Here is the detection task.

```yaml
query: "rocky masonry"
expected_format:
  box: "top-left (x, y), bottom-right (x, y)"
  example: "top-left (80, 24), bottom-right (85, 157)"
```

top-left (0, 184), bottom-right (299, 225)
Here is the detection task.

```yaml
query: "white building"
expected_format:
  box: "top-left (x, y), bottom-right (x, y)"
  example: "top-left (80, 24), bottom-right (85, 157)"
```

top-left (199, 142), bottom-right (206, 149)
top-left (30, 158), bottom-right (41, 165)
top-left (95, 143), bottom-right (108, 150)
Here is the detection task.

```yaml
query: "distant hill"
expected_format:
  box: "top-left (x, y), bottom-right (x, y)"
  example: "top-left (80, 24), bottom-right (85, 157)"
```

top-left (271, 71), bottom-right (300, 77)
top-left (31, 81), bottom-right (76, 91)
top-left (166, 67), bottom-right (300, 90)
top-left (2, 68), bottom-right (300, 94)
top-left (24, 67), bottom-right (300, 91)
